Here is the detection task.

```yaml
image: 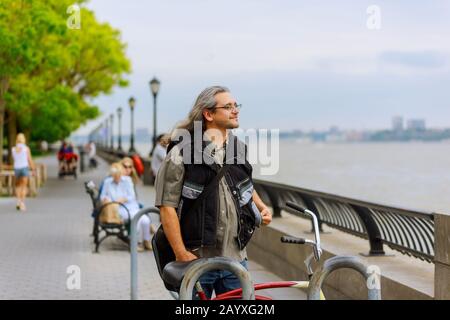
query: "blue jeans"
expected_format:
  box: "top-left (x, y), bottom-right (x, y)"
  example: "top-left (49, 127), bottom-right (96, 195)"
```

top-left (14, 167), bottom-right (30, 178)
top-left (195, 259), bottom-right (248, 299)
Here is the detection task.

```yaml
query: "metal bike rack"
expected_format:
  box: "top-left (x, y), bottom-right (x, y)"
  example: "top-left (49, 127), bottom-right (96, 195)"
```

top-left (178, 257), bottom-right (255, 300)
top-left (130, 207), bottom-right (159, 300)
top-left (308, 255), bottom-right (381, 300)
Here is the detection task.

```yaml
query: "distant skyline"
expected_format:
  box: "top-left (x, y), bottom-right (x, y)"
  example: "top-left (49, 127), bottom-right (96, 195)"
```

top-left (75, 0), bottom-right (450, 136)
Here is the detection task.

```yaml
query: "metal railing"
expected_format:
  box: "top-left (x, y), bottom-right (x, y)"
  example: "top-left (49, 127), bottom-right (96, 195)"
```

top-left (253, 179), bottom-right (435, 263)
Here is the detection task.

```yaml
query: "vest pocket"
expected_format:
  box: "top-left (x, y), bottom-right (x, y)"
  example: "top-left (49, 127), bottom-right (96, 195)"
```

top-left (236, 178), bottom-right (262, 227)
top-left (237, 178), bottom-right (253, 207)
top-left (181, 181), bottom-right (204, 199)
top-left (180, 180), bottom-right (205, 246)
top-left (250, 202), bottom-right (262, 227)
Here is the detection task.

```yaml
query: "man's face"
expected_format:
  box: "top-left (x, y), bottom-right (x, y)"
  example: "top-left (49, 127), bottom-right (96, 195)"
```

top-left (207, 92), bottom-right (240, 130)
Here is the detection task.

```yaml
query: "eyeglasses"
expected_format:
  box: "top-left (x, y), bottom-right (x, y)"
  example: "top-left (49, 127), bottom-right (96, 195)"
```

top-left (123, 165), bottom-right (133, 169)
top-left (214, 103), bottom-right (242, 112)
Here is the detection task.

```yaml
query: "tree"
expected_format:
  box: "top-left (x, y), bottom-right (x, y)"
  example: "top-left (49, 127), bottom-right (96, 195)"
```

top-left (0, 0), bottom-right (46, 167)
top-left (0, 0), bottom-right (130, 167)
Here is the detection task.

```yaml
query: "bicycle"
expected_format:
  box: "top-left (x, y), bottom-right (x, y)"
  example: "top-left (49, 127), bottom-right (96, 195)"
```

top-left (159, 201), bottom-right (381, 300)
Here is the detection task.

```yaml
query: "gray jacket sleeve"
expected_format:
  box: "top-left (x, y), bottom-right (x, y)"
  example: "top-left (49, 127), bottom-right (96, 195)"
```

top-left (154, 147), bottom-right (185, 208)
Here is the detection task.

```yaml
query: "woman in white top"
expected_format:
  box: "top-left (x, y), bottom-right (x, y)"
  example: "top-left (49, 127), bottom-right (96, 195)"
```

top-left (100, 162), bottom-right (152, 251)
top-left (12, 133), bottom-right (34, 211)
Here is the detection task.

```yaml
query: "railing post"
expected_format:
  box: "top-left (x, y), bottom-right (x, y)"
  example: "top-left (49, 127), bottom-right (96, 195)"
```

top-left (350, 204), bottom-right (385, 256)
top-left (130, 207), bottom-right (159, 300)
top-left (266, 190), bottom-right (282, 218)
top-left (434, 212), bottom-right (450, 300)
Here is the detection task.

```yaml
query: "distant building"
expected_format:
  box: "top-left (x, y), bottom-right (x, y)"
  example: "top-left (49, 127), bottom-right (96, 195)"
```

top-left (325, 133), bottom-right (345, 143)
top-left (345, 130), bottom-right (365, 142)
top-left (407, 119), bottom-right (426, 131)
top-left (135, 128), bottom-right (151, 141)
top-left (329, 126), bottom-right (340, 134)
top-left (392, 116), bottom-right (404, 131)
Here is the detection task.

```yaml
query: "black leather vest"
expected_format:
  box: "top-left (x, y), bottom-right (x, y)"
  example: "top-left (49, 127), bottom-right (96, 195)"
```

top-left (168, 133), bottom-right (261, 250)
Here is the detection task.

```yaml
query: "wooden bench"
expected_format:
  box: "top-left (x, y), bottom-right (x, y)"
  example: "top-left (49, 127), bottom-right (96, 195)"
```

top-left (0, 171), bottom-right (15, 196)
top-left (0, 164), bottom-right (46, 197)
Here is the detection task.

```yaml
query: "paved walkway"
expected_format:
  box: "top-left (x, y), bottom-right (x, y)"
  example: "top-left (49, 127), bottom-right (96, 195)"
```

top-left (0, 154), bottom-right (305, 300)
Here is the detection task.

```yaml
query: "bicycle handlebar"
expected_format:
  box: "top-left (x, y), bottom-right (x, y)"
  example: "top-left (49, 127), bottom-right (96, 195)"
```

top-left (285, 201), bottom-right (322, 261)
top-left (285, 201), bottom-right (307, 213)
top-left (281, 236), bottom-right (306, 244)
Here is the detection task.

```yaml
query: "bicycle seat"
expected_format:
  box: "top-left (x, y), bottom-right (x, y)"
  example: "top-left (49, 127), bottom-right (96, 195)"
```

top-left (162, 260), bottom-right (200, 289)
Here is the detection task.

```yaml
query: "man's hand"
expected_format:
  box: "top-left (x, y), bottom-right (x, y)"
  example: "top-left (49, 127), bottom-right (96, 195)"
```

top-left (260, 208), bottom-right (272, 226)
top-left (175, 250), bottom-right (198, 262)
top-left (252, 190), bottom-right (272, 226)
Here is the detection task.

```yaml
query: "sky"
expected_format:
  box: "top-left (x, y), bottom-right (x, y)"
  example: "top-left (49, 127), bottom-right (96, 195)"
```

top-left (74, 0), bottom-right (450, 136)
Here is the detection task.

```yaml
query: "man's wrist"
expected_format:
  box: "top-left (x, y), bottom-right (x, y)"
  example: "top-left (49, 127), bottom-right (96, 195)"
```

top-left (175, 248), bottom-right (189, 258)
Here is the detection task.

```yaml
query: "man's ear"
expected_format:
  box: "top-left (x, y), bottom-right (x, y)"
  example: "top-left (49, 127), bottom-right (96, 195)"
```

top-left (202, 108), bottom-right (214, 122)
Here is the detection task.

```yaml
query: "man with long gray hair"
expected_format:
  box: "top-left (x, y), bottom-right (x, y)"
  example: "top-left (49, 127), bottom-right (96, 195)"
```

top-left (155, 86), bottom-right (272, 298)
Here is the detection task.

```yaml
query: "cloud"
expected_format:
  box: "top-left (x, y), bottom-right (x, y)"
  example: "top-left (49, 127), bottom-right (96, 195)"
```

top-left (75, 1), bottom-right (450, 136)
top-left (378, 51), bottom-right (448, 69)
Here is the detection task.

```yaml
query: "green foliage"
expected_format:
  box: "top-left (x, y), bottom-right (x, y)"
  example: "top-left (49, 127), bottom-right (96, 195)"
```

top-left (0, 0), bottom-right (130, 143)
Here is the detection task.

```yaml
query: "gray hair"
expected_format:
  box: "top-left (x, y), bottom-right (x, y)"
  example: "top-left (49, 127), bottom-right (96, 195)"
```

top-left (168, 86), bottom-right (229, 142)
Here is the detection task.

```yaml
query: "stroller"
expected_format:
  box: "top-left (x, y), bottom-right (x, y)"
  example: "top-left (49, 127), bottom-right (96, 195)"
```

top-left (58, 151), bottom-right (78, 179)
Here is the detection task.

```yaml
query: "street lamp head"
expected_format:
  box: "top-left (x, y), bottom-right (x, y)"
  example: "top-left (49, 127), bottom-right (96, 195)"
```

top-left (128, 97), bottom-right (136, 110)
top-left (149, 77), bottom-right (160, 97)
top-left (117, 106), bottom-right (122, 117)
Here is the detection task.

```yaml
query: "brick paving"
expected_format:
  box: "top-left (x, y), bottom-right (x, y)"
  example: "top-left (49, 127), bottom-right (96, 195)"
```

top-left (0, 155), bottom-right (305, 300)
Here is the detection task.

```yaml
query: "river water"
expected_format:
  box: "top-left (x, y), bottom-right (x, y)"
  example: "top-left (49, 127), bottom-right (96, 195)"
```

top-left (123, 140), bottom-right (450, 213)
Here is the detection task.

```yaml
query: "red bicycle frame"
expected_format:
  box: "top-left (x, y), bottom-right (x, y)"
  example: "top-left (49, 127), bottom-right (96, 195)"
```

top-left (198, 281), bottom-right (301, 300)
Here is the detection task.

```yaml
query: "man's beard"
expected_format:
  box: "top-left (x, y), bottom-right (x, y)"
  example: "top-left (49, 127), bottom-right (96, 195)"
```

top-left (225, 119), bottom-right (239, 129)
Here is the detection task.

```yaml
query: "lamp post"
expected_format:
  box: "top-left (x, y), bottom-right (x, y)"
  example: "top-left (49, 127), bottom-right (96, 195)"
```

top-left (97, 124), bottom-right (101, 146)
top-left (129, 97), bottom-right (136, 153)
top-left (99, 123), bottom-right (103, 147)
top-left (95, 125), bottom-right (100, 145)
top-left (149, 77), bottom-right (160, 156)
top-left (97, 125), bottom-right (101, 145)
top-left (110, 114), bottom-right (114, 149)
top-left (105, 119), bottom-right (109, 148)
top-left (117, 107), bottom-right (123, 151)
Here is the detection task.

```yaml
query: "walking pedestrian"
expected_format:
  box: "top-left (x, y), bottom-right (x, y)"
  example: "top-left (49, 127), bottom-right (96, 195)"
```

top-left (12, 133), bottom-right (35, 211)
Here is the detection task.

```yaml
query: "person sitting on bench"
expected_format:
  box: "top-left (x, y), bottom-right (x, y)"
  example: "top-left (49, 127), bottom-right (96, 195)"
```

top-left (100, 162), bottom-right (152, 252)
